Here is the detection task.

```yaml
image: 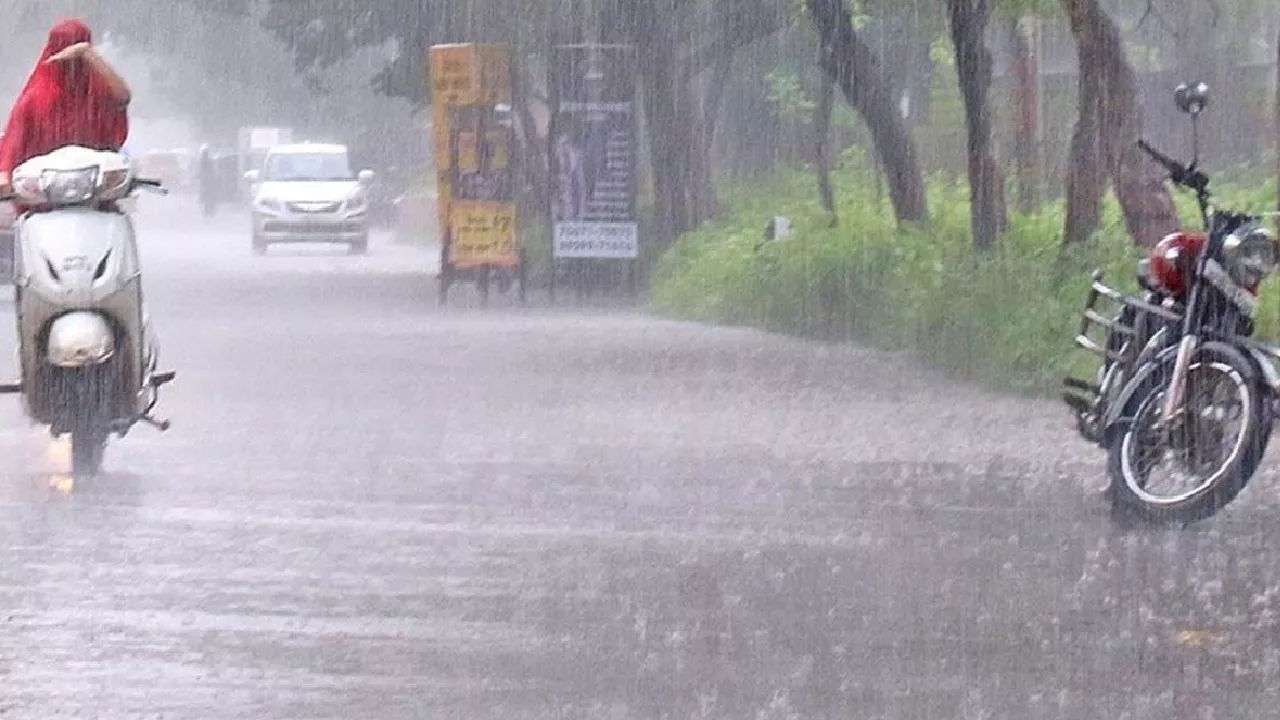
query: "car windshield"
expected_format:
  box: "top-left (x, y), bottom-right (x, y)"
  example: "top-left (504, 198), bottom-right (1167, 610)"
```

top-left (262, 152), bottom-right (352, 181)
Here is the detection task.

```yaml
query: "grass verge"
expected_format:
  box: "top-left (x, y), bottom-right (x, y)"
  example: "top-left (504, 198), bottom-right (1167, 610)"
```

top-left (650, 148), bottom-right (1280, 395)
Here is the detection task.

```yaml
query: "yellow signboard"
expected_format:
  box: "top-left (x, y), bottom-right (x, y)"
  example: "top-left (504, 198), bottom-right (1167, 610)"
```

top-left (429, 43), bottom-right (519, 271)
top-left (449, 201), bottom-right (517, 268)
top-left (429, 44), bottom-right (512, 107)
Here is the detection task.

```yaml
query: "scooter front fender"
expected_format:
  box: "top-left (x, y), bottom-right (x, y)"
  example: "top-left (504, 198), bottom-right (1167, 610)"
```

top-left (46, 311), bottom-right (115, 368)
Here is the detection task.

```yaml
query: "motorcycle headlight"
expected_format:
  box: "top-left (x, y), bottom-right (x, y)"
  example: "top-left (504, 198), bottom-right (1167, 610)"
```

top-left (1224, 227), bottom-right (1278, 288)
top-left (40, 166), bottom-right (100, 205)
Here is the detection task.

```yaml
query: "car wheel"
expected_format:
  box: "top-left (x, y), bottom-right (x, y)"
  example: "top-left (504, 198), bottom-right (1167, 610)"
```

top-left (252, 234), bottom-right (268, 256)
top-left (348, 236), bottom-right (369, 256)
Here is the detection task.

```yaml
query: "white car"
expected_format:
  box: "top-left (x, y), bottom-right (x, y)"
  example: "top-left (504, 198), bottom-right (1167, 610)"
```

top-left (245, 143), bottom-right (374, 255)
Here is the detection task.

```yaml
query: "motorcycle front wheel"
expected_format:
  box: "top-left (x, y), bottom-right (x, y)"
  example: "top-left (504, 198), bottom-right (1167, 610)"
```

top-left (1107, 343), bottom-right (1271, 525)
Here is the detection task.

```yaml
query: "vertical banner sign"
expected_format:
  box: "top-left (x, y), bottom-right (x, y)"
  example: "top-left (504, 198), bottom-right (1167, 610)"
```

top-left (551, 44), bottom-right (639, 260)
top-left (428, 44), bottom-right (519, 269)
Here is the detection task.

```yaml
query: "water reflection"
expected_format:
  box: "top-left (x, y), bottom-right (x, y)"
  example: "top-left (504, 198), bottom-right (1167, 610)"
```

top-left (45, 436), bottom-right (75, 497)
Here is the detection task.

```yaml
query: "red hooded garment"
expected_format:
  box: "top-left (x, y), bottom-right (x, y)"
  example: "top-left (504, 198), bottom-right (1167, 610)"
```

top-left (0, 19), bottom-right (129, 176)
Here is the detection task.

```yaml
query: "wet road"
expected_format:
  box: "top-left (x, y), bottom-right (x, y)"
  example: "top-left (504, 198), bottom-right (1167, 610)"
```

top-left (1, 201), bottom-right (1280, 719)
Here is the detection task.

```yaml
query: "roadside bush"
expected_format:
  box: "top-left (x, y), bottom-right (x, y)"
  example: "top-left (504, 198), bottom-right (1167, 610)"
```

top-left (650, 148), bottom-right (1280, 394)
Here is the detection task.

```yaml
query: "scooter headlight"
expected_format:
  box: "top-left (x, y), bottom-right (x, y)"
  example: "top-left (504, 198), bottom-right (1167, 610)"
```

top-left (1224, 227), bottom-right (1278, 288)
top-left (39, 166), bottom-right (100, 205)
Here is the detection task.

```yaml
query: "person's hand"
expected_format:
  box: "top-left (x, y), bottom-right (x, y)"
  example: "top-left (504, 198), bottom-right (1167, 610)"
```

top-left (46, 42), bottom-right (91, 64)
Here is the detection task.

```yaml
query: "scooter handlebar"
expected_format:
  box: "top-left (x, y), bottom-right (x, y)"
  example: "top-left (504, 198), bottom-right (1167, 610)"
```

top-left (133, 178), bottom-right (168, 196)
top-left (0, 181), bottom-right (166, 204)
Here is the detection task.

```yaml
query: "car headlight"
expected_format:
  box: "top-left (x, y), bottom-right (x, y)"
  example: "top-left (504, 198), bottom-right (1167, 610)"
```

top-left (1224, 227), bottom-right (1278, 288)
top-left (255, 196), bottom-right (283, 214)
top-left (345, 190), bottom-right (367, 214)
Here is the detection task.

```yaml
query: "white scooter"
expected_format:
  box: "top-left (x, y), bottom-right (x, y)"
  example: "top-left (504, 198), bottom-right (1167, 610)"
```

top-left (0, 145), bottom-right (175, 475)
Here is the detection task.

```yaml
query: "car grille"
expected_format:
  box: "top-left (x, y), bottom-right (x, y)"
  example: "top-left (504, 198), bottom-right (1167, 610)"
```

top-left (264, 221), bottom-right (364, 234)
top-left (286, 201), bottom-right (342, 214)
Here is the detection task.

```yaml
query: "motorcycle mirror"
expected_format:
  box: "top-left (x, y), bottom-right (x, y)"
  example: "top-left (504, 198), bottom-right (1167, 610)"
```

top-left (358, 170), bottom-right (375, 185)
top-left (1174, 82), bottom-right (1210, 116)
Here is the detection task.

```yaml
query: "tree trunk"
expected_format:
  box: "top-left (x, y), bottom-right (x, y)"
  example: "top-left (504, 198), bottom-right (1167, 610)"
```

top-left (511, 59), bottom-right (550, 222)
top-left (1063, 42), bottom-right (1104, 245)
top-left (815, 65), bottom-right (837, 224)
top-left (945, 0), bottom-right (1006, 251)
top-left (1010, 15), bottom-right (1039, 214)
top-left (808, 0), bottom-right (928, 225)
top-left (1060, 0), bottom-right (1178, 248)
top-left (690, 47), bottom-right (734, 224)
top-left (644, 55), bottom-right (697, 247)
top-left (1099, 18), bottom-right (1177, 248)
top-left (1275, 23), bottom-right (1279, 227)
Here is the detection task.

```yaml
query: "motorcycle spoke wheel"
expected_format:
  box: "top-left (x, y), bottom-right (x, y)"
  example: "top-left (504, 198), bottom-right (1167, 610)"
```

top-left (1120, 360), bottom-right (1251, 506)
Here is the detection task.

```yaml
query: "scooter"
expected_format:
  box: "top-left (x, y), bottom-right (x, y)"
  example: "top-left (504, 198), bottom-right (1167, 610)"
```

top-left (0, 145), bottom-right (176, 476)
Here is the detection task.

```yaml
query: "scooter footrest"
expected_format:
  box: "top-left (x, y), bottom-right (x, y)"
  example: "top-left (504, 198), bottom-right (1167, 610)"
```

top-left (0, 380), bottom-right (22, 394)
top-left (149, 371), bottom-right (176, 388)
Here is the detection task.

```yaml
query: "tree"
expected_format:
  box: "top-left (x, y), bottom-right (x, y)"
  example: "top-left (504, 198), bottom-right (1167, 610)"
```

top-left (814, 66), bottom-right (837, 224)
top-left (1059, 0), bottom-right (1177, 247)
top-left (945, 0), bottom-right (1006, 250)
top-left (807, 0), bottom-right (928, 225)
top-left (1007, 14), bottom-right (1039, 213)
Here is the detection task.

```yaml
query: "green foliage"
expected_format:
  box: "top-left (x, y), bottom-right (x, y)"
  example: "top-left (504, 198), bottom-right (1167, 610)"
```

top-left (763, 71), bottom-right (818, 122)
top-left (650, 148), bottom-right (1280, 395)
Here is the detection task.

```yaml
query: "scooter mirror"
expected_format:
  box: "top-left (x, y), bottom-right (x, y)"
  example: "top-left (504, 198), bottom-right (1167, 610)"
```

top-left (1174, 82), bottom-right (1210, 116)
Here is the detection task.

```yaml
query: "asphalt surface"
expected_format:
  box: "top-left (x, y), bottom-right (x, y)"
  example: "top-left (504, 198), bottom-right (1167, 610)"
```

top-left (1, 198), bottom-right (1280, 719)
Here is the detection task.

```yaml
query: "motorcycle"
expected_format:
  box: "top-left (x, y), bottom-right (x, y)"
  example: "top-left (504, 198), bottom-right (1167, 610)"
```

top-left (1064, 82), bottom-right (1280, 524)
top-left (0, 145), bottom-right (176, 476)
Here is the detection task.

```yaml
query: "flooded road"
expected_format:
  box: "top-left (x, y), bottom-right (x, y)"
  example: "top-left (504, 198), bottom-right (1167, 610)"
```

top-left (1, 202), bottom-right (1279, 719)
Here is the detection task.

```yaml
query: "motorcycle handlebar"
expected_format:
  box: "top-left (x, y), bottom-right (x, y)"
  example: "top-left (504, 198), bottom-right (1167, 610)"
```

top-left (1138, 140), bottom-right (1180, 174)
top-left (1138, 139), bottom-right (1209, 194)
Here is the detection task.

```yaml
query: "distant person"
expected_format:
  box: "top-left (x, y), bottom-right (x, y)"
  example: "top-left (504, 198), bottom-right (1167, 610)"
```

top-left (0, 18), bottom-right (131, 195)
top-left (554, 133), bottom-right (587, 221)
top-left (197, 144), bottom-right (217, 218)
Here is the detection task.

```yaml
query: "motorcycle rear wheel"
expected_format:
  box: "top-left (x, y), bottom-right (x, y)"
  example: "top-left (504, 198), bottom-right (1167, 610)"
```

top-left (1108, 344), bottom-right (1271, 525)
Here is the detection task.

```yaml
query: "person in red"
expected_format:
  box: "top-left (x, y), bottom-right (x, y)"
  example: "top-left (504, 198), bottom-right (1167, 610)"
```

top-left (0, 18), bottom-right (132, 195)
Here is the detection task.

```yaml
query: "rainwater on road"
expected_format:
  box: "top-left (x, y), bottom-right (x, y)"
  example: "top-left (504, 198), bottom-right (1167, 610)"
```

top-left (0, 200), bottom-right (1278, 719)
